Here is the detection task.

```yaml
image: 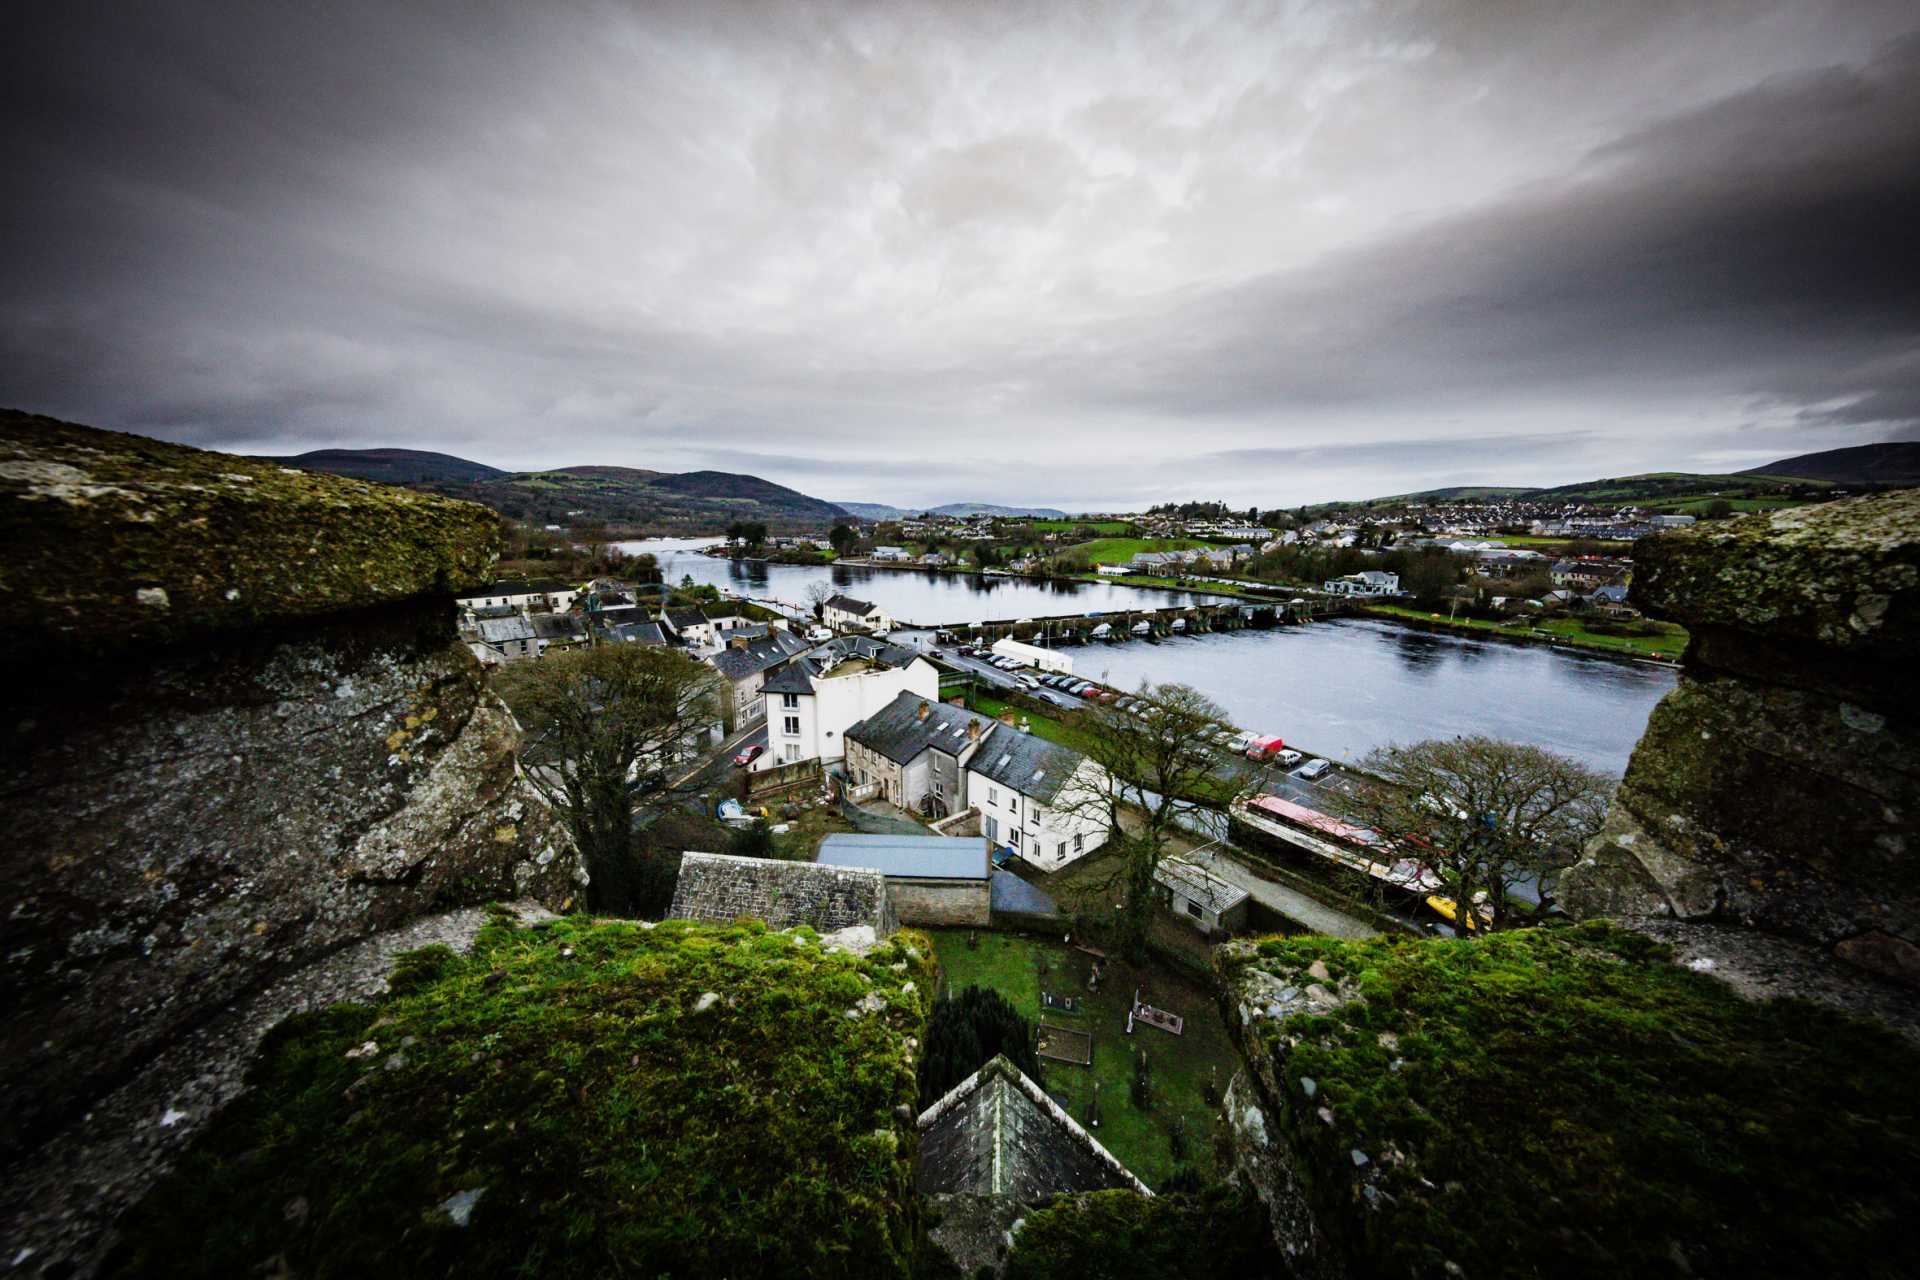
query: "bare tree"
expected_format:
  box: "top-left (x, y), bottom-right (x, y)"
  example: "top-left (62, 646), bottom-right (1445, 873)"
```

top-left (1059, 682), bottom-right (1266, 958)
top-left (493, 644), bottom-right (723, 916)
top-left (1331, 736), bottom-right (1613, 933)
top-left (804, 581), bottom-right (835, 620)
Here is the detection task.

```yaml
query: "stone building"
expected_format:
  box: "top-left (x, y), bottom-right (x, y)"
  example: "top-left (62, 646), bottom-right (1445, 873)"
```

top-left (844, 693), bottom-right (996, 814)
top-left (816, 833), bottom-right (991, 926)
top-left (669, 851), bottom-right (895, 936)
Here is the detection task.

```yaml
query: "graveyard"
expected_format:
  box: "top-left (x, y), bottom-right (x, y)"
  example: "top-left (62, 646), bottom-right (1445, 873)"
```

top-left (927, 928), bottom-right (1243, 1190)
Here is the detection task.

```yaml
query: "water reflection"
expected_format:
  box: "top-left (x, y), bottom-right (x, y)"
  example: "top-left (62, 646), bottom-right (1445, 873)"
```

top-left (621, 539), bottom-right (1675, 773)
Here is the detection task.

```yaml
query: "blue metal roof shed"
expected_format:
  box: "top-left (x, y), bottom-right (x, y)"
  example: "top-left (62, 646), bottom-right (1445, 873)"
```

top-left (817, 834), bottom-right (990, 881)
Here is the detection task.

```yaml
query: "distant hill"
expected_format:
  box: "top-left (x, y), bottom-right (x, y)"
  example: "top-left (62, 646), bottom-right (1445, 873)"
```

top-left (258, 450), bottom-right (846, 530)
top-left (834, 500), bottom-right (1068, 520)
top-left (1742, 442), bottom-right (1920, 486)
top-left (1329, 470), bottom-right (1836, 513)
top-left (253, 447), bottom-right (505, 485)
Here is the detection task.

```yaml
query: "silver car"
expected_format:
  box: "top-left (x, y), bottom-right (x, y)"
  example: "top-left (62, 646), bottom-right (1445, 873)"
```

top-left (1294, 757), bottom-right (1332, 780)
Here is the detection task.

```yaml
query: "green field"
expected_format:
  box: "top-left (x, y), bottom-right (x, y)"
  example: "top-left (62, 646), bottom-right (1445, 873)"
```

top-left (929, 928), bottom-right (1240, 1189)
top-left (1363, 603), bottom-right (1688, 658)
top-left (1065, 537), bottom-right (1204, 565)
top-left (1030, 518), bottom-right (1134, 535)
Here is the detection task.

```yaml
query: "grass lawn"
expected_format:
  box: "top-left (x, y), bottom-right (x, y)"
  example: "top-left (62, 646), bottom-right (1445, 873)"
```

top-left (1031, 518), bottom-right (1134, 535)
top-left (928, 928), bottom-right (1241, 1190)
top-left (964, 691), bottom-right (1099, 754)
top-left (1066, 536), bottom-right (1204, 565)
top-left (1363, 603), bottom-right (1687, 659)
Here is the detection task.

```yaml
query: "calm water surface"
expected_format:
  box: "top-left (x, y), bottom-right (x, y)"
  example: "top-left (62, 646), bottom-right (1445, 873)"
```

top-left (621, 539), bottom-right (1675, 773)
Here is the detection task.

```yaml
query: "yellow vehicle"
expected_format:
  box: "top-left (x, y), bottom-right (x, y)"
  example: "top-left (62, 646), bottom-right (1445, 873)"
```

top-left (1425, 892), bottom-right (1494, 932)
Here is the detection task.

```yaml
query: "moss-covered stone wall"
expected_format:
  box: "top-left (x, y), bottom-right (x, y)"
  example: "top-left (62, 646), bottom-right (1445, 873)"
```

top-left (1562, 488), bottom-right (1920, 983)
top-left (1213, 926), bottom-right (1920, 1279)
top-left (104, 915), bottom-right (937, 1278)
top-left (0, 414), bottom-right (580, 1167)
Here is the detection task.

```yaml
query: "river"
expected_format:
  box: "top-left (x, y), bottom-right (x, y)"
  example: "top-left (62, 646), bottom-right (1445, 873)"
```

top-left (620, 538), bottom-right (1676, 774)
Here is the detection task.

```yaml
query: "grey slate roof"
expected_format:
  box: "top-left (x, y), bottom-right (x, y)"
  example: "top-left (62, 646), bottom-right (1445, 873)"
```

top-left (708, 630), bottom-right (809, 682)
top-left (844, 691), bottom-right (998, 766)
top-left (967, 729), bottom-right (1087, 806)
top-left (669, 852), bottom-right (893, 934)
top-left (1153, 856), bottom-right (1250, 915)
top-left (612, 621), bottom-right (669, 646)
top-left (825, 594), bottom-right (876, 615)
top-left (530, 613), bottom-right (586, 641)
top-left (916, 1055), bottom-right (1148, 1198)
top-left (663, 607), bottom-right (710, 630)
top-left (818, 833), bottom-right (989, 881)
top-left (475, 615), bottom-right (537, 644)
top-left (762, 636), bottom-right (924, 696)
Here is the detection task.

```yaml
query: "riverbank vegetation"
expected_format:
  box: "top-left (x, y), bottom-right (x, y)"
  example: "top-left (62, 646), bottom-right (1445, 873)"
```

top-left (1362, 603), bottom-right (1688, 658)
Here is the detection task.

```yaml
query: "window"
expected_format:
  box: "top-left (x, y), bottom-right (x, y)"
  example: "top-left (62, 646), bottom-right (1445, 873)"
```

top-left (1010, 829), bottom-right (1022, 849)
top-left (985, 816), bottom-right (999, 841)
top-left (933, 780), bottom-right (944, 797)
top-left (782, 716), bottom-right (800, 736)
top-left (781, 693), bottom-right (798, 709)
top-left (1009, 796), bottom-right (1020, 817)
top-left (1186, 901), bottom-right (1204, 919)
top-left (987, 786), bottom-right (998, 806)
top-left (1074, 833), bottom-right (1084, 853)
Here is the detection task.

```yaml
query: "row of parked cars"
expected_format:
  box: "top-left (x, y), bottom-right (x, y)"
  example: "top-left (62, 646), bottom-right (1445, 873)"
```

top-left (944, 646), bottom-right (1335, 781)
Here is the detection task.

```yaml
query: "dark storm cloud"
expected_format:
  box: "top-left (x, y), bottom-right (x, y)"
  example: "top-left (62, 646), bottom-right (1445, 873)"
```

top-left (1055, 33), bottom-right (1920, 425)
top-left (1, 1), bottom-right (1917, 506)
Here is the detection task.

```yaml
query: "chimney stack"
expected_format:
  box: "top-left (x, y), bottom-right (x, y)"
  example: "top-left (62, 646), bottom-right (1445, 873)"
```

top-left (731, 634), bottom-right (749, 651)
top-left (965, 719), bottom-right (981, 741)
top-left (917, 700), bottom-right (932, 721)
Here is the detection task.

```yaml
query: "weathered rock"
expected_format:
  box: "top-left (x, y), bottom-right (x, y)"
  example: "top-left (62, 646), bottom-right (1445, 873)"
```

top-left (0, 413), bottom-right (581, 1169)
top-left (1563, 488), bottom-right (1920, 983)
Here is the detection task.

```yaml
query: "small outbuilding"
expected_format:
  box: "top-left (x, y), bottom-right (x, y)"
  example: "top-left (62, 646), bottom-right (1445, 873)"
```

top-left (1154, 855), bottom-right (1251, 936)
top-left (817, 833), bottom-right (990, 926)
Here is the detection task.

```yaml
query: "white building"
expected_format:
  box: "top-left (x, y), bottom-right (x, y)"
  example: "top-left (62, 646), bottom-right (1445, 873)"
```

top-left (990, 637), bottom-right (1073, 675)
top-left (823, 593), bottom-right (894, 634)
top-left (870, 546), bottom-right (911, 562)
top-left (1321, 570), bottom-right (1400, 597)
top-left (967, 729), bottom-right (1111, 871)
top-left (455, 578), bottom-right (579, 613)
top-left (707, 629), bottom-right (812, 728)
top-left (758, 636), bottom-right (938, 767)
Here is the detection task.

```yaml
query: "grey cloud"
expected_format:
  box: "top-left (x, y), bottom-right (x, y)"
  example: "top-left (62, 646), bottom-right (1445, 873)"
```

top-left (2, 1), bottom-right (1917, 507)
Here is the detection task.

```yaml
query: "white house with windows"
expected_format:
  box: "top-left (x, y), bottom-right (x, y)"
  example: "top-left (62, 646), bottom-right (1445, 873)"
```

top-left (758, 637), bottom-right (938, 767)
top-left (456, 578), bottom-right (579, 613)
top-left (966, 731), bottom-right (1111, 872)
top-left (1321, 570), bottom-right (1400, 597)
top-left (822, 594), bottom-right (894, 635)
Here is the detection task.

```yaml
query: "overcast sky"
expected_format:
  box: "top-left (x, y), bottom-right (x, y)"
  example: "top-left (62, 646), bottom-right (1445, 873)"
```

top-left (4, 1), bottom-right (1917, 509)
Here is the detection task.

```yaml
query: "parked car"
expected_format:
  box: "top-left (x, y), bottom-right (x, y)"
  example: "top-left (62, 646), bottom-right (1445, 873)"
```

top-left (1276, 748), bottom-right (1304, 768)
top-left (1015, 673), bottom-right (1040, 690)
top-left (732, 744), bottom-right (765, 767)
top-left (1294, 757), bottom-right (1331, 780)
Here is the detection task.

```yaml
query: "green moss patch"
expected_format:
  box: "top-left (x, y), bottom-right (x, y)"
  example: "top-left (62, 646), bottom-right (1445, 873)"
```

top-left (107, 914), bottom-right (937, 1278)
top-left (1219, 922), bottom-right (1920, 1278)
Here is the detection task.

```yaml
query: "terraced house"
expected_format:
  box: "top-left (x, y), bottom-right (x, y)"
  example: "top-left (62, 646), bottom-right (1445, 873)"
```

top-left (707, 629), bottom-right (811, 728)
top-left (843, 693), bottom-right (1111, 869)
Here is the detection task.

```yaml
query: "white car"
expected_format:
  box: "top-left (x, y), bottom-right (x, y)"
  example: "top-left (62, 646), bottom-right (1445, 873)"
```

top-left (1015, 673), bottom-right (1040, 690)
top-left (1294, 758), bottom-right (1332, 780)
top-left (1276, 748), bottom-right (1304, 769)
